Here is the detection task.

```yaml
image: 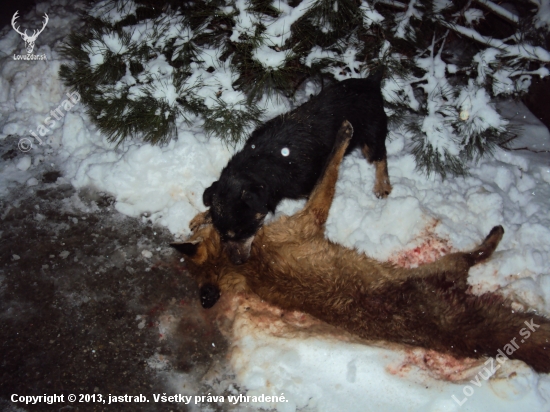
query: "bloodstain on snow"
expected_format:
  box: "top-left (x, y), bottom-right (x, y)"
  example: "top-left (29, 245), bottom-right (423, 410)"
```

top-left (215, 293), bottom-right (352, 342)
top-left (216, 293), bottom-right (486, 382)
top-left (389, 223), bottom-right (452, 268)
top-left (386, 348), bottom-right (483, 382)
top-left (469, 274), bottom-right (503, 296)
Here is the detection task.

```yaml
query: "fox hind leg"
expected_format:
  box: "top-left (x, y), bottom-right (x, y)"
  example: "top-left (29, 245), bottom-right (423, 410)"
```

top-left (302, 120), bottom-right (353, 227)
top-left (409, 226), bottom-right (504, 286)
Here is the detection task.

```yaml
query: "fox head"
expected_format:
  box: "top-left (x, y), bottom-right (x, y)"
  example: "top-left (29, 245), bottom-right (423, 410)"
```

top-left (171, 225), bottom-right (251, 309)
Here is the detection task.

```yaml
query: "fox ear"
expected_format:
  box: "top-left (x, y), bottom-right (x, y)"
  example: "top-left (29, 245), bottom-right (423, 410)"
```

top-left (203, 181), bottom-right (218, 207)
top-left (170, 238), bottom-right (202, 257)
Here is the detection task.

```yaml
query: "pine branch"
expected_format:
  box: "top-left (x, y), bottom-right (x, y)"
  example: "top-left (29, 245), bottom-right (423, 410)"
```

top-left (503, 146), bottom-right (550, 153)
top-left (393, 0), bottom-right (422, 41)
top-left (438, 20), bottom-right (550, 62)
top-left (203, 98), bottom-right (264, 145)
top-left (377, 0), bottom-right (406, 10)
top-left (58, 0), bottom-right (550, 177)
top-left (473, 0), bottom-right (519, 24)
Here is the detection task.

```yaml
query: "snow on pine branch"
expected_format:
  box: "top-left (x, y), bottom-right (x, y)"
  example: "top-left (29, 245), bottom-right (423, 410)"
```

top-left (531, 0), bottom-right (550, 29)
top-left (440, 21), bottom-right (550, 62)
top-left (415, 42), bottom-right (463, 161)
top-left (376, 0), bottom-right (406, 10)
top-left (473, 0), bottom-right (519, 24)
top-left (59, 0), bottom-right (550, 176)
top-left (393, 0), bottom-right (422, 40)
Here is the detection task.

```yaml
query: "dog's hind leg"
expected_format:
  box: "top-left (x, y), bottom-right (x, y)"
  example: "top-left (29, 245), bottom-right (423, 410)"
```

top-left (361, 145), bottom-right (392, 199)
top-left (301, 120), bottom-right (353, 227)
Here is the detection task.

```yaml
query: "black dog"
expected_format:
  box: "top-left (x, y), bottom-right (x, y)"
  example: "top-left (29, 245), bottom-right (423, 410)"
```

top-left (193, 74), bottom-right (391, 264)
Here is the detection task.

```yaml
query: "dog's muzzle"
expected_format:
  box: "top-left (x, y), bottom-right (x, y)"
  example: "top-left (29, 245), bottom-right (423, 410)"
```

top-left (224, 237), bottom-right (254, 265)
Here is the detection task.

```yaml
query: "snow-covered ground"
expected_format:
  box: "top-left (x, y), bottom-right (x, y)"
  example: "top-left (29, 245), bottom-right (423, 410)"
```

top-left (2, 1), bottom-right (550, 411)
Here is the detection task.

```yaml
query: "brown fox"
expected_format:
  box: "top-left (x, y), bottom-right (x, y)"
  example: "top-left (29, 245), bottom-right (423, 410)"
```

top-left (173, 121), bottom-right (550, 373)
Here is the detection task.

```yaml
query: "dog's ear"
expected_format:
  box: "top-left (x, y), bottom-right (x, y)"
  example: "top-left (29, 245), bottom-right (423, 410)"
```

top-left (170, 238), bottom-right (202, 257)
top-left (241, 182), bottom-right (269, 215)
top-left (203, 181), bottom-right (218, 207)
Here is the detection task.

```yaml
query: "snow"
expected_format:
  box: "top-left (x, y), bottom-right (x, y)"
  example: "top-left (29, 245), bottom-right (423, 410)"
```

top-left (475, 0), bottom-right (518, 24)
top-left (189, 51), bottom-right (250, 110)
top-left (101, 32), bottom-right (128, 55)
top-left (458, 80), bottom-right (508, 136)
top-left (464, 8), bottom-right (485, 26)
top-left (393, 0), bottom-right (422, 40)
top-left (359, 1), bottom-right (384, 26)
top-left (303, 46), bottom-right (338, 67)
top-left (252, 45), bottom-right (290, 69)
top-left (84, 39), bottom-right (106, 67)
top-left (533, 0), bottom-right (550, 29)
top-left (16, 155), bottom-right (32, 171)
top-left (2, 1), bottom-right (550, 411)
top-left (433, 0), bottom-right (452, 13)
top-left (266, 0), bottom-right (318, 47)
top-left (195, 293), bottom-right (550, 412)
top-left (446, 22), bottom-right (550, 63)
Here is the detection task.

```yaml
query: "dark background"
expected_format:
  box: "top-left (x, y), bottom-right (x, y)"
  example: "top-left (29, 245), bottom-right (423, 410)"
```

top-left (1, 0), bottom-right (39, 31)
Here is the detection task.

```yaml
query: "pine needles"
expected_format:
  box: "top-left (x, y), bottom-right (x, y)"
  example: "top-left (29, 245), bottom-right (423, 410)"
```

top-left (59, 0), bottom-right (550, 176)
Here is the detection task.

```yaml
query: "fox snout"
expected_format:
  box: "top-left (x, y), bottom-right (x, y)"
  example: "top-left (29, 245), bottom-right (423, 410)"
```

top-left (199, 283), bottom-right (221, 308)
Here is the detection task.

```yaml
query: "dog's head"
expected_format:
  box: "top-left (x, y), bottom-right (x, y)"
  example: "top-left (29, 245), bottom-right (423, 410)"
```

top-left (203, 176), bottom-right (268, 264)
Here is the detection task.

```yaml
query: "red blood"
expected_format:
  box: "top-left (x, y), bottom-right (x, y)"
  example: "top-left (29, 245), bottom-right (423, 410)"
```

top-left (390, 235), bottom-right (451, 268)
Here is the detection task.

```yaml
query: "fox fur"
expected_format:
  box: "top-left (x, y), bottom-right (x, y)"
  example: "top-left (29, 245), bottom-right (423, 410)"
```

top-left (173, 121), bottom-right (550, 373)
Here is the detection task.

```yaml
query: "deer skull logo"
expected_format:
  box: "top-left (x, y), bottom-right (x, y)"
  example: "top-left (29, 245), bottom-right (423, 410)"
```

top-left (11, 11), bottom-right (49, 54)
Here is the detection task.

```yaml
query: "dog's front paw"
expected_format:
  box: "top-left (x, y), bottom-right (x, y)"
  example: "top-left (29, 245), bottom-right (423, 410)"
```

top-left (373, 158), bottom-right (392, 199)
top-left (189, 210), bottom-right (212, 232)
top-left (374, 179), bottom-right (392, 199)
